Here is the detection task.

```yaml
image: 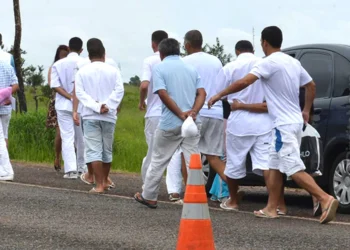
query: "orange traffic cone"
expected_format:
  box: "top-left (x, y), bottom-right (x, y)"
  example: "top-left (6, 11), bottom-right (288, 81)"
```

top-left (176, 153), bottom-right (215, 250)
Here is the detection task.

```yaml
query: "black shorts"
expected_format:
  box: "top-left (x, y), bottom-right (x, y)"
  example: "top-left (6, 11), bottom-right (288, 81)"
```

top-left (222, 100), bottom-right (231, 119)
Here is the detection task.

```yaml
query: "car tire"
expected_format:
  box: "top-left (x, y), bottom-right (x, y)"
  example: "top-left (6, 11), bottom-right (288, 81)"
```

top-left (328, 152), bottom-right (350, 214)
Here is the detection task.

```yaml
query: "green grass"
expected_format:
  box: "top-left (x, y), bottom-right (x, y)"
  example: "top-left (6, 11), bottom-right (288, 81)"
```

top-left (8, 85), bottom-right (147, 172)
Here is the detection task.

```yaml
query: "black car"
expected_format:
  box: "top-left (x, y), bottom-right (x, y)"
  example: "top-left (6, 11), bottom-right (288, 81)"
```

top-left (204, 44), bottom-right (350, 213)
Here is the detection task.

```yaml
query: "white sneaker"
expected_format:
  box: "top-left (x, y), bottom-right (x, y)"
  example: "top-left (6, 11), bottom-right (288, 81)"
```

top-left (0, 174), bottom-right (14, 181)
top-left (63, 172), bottom-right (78, 179)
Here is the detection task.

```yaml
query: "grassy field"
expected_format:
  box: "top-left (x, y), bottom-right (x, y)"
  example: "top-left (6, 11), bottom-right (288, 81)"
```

top-left (8, 85), bottom-right (147, 173)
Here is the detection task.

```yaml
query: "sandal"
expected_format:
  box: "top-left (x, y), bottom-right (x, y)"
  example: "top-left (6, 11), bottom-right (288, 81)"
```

top-left (313, 201), bottom-right (322, 217)
top-left (169, 194), bottom-right (181, 202)
top-left (134, 193), bottom-right (157, 209)
top-left (320, 198), bottom-right (339, 224)
top-left (220, 198), bottom-right (239, 211)
top-left (80, 173), bottom-right (94, 185)
top-left (254, 210), bottom-right (279, 219)
top-left (89, 187), bottom-right (104, 194)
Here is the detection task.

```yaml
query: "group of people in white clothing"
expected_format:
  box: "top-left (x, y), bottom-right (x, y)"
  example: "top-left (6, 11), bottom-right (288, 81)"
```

top-left (49, 37), bottom-right (124, 193)
top-left (134, 26), bottom-right (338, 224)
top-left (0, 25), bottom-right (338, 224)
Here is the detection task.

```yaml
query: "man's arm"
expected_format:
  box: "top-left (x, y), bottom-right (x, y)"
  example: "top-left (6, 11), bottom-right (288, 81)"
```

top-left (302, 81), bottom-right (316, 123)
top-left (208, 73), bottom-right (258, 108)
top-left (50, 65), bottom-right (72, 100)
top-left (139, 81), bottom-right (149, 110)
top-left (190, 88), bottom-right (206, 119)
top-left (157, 89), bottom-right (186, 121)
top-left (75, 73), bottom-right (103, 113)
top-left (104, 70), bottom-right (125, 111)
top-left (231, 100), bottom-right (268, 113)
top-left (11, 84), bottom-right (19, 94)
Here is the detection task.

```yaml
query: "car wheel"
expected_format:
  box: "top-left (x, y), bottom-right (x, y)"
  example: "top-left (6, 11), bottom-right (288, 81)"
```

top-left (328, 152), bottom-right (350, 214)
top-left (201, 154), bottom-right (209, 184)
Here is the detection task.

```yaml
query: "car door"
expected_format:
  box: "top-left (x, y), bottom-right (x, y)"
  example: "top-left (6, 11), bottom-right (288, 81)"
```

top-left (297, 49), bottom-right (334, 141)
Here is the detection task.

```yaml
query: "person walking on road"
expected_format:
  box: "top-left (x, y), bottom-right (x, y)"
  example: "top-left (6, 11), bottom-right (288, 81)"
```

top-left (215, 40), bottom-right (284, 212)
top-left (75, 38), bottom-right (124, 193)
top-left (50, 37), bottom-right (86, 179)
top-left (134, 38), bottom-right (206, 208)
top-left (46, 45), bottom-right (69, 172)
top-left (139, 31), bottom-right (183, 201)
top-left (208, 26), bottom-right (338, 224)
top-left (182, 30), bottom-right (227, 183)
top-left (0, 60), bottom-right (19, 181)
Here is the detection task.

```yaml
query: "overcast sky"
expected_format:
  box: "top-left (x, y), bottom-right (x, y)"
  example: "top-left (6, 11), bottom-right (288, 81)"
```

top-left (1, 0), bottom-right (348, 82)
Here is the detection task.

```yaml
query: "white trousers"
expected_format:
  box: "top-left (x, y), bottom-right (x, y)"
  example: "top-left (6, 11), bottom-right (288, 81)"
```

top-left (0, 116), bottom-right (13, 177)
top-left (141, 117), bottom-right (183, 194)
top-left (57, 110), bottom-right (85, 173)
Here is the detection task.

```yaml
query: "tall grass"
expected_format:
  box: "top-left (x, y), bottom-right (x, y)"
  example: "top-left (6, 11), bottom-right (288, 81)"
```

top-left (9, 85), bottom-right (147, 173)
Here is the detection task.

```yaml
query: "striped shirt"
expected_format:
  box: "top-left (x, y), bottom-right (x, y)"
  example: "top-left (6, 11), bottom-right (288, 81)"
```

top-left (0, 61), bottom-right (17, 115)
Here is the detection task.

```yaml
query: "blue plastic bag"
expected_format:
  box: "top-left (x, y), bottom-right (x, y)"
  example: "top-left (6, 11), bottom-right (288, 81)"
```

top-left (209, 174), bottom-right (229, 201)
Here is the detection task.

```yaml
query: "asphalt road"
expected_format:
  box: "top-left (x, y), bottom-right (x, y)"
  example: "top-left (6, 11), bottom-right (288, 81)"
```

top-left (1, 163), bottom-right (350, 250)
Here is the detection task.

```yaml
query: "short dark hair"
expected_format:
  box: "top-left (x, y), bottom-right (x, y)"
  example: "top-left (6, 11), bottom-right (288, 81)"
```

top-left (69, 37), bottom-right (83, 52)
top-left (261, 26), bottom-right (283, 48)
top-left (235, 40), bottom-right (253, 52)
top-left (184, 30), bottom-right (203, 49)
top-left (158, 38), bottom-right (180, 57)
top-left (87, 38), bottom-right (105, 59)
top-left (152, 30), bottom-right (168, 45)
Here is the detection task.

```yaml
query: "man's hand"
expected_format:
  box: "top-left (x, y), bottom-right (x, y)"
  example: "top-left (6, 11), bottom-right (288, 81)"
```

top-left (1, 99), bottom-right (12, 106)
top-left (73, 112), bottom-right (80, 126)
top-left (208, 94), bottom-right (221, 109)
top-left (138, 102), bottom-right (146, 111)
top-left (231, 100), bottom-right (242, 111)
top-left (302, 110), bottom-right (310, 124)
top-left (184, 109), bottom-right (197, 121)
top-left (100, 104), bottom-right (109, 114)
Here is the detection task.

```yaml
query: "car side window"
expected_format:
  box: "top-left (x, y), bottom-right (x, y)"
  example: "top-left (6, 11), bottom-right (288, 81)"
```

top-left (333, 54), bottom-right (350, 97)
top-left (299, 52), bottom-right (333, 98)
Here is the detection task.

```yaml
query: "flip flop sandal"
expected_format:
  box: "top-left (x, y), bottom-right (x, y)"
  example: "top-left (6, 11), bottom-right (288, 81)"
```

top-left (169, 194), bottom-right (181, 202)
top-left (220, 198), bottom-right (239, 211)
top-left (89, 188), bottom-right (104, 194)
top-left (134, 193), bottom-right (157, 209)
top-left (254, 210), bottom-right (279, 219)
top-left (320, 198), bottom-right (339, 224)
top-left (277, 208), bottom-right (287, 216)
top-left (80, 173), bottom-right (94, 185)
top-left (109, 182), bottom-right (116, 189)
top-left (313, 201), bottom-right (322, 217)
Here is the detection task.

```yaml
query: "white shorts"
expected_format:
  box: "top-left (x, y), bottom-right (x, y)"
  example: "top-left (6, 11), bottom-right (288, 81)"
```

top-left (0, 114), bottom-right (11, 139)
top-left (225, 131), bottom-right (271, 179)
top-left (269, 124), bottom-right (306, 177)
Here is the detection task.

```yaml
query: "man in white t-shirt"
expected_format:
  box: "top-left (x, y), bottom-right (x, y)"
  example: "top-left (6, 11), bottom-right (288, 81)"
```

top-left (139, 31), bottom-right (183, 201)
top-left (215, 40), bottom-right (282, 211)
top-left (208, 26), bottom-right (338, 224)
top-left (75, 38), bottom-right (124, 193)
top-left (51, 37), bottom-right (86, 179)
top-left (74, 55), bottom-right (121, 189)
top-left (182, 30), bottom-right (227, 183)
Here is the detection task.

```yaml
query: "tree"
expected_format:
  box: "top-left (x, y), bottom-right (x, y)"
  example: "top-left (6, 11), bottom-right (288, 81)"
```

top-left (180, 37), bottom-right (233, 66)
top-left (24, 65), bottom-right (45, 88)
top-left (13, 0), bottom-right (27, 113)
top-left (129, 75), bottom-right (141, 87)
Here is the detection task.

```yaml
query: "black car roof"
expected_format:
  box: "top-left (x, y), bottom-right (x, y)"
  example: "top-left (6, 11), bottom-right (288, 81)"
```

top-left (282, 44), bottom-right (350, 58)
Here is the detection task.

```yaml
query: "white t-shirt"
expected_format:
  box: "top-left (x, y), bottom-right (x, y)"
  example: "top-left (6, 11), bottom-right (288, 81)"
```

top-left (182, 52), bottom-right (223, 120)
top-left (141, 51), bottom-right (162, 118)
top-left (76, 57), bottom-right (122, 114)
top-left (217, 53), bottom-right (272, 136)
top-left (51, 52), bottom-right (84, 112)
top-left (250, 52), bottom-right (313, 127)
top-left (75, 62), bottom-right (124, 124)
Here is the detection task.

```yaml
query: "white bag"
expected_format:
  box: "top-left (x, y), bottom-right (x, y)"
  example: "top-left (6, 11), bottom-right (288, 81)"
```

top-left (181, 116), bottom-right (198, 138)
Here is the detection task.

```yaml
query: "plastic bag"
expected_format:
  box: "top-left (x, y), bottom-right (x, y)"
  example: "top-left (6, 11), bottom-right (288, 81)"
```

top-left (300, 123), bottom-right (323, 177)
top-left (0, 87), bottom-right (12, 105)
top-left (209, 174), bottom-right (229, 201)
top-left (181, 116), bottom-right (198, 138)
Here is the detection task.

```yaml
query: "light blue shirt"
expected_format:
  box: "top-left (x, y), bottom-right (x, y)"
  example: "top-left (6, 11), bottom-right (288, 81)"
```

top-left (0, 61), bottom-right (17, 115)
top-left (152, 55), bottom-right (203, 130)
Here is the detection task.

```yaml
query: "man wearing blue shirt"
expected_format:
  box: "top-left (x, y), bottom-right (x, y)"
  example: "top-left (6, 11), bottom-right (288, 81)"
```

top-left (134, 38), bottom-right (206, 208)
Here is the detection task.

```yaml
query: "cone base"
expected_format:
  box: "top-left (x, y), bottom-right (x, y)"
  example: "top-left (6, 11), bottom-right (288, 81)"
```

top-left (176, 219), bottom-right (215, 250)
